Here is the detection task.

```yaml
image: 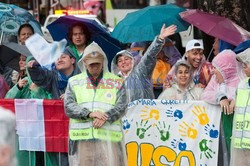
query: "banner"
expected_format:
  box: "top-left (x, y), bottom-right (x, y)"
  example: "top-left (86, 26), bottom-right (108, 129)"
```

top-left (0, 99), bottom-right (69, 153)
top-left (123, 99), bottom-right (221, 166)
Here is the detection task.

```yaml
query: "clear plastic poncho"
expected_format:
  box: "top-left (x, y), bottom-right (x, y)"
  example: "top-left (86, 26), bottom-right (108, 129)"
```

top-left (65, 42), bottom-right (126, 166)
top-left (111, 37), bottom-right (165, 103)
top-left (230, 48), bottom-right (250, 166)
top-left (201, 49), bottom-right (246, 166)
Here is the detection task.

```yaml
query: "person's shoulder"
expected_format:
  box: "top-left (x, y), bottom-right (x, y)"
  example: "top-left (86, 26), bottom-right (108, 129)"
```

top-left (238, 78), bottom-right (249, 89)
top-left (105, 71), bottom-right (121, 80)
top-left (68, 72), bottom-right (85, 82)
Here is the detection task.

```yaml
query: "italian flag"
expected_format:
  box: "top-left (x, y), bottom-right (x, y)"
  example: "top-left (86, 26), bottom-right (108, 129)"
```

top-left (0, 99), bottom-right (69, 153)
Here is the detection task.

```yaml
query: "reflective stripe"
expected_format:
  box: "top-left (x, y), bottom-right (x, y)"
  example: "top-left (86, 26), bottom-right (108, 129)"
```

top-left (71, 79), bottom-right (88, 86)
top-left (71, 121), bottom-right (121, 131)
top-left (80, 102), bottom-right (113, 111)
top-left (102, 123), bottom-right (121, 131)
top-left (243, 130), bottom-right (250, 138)
top-left (235, 131), bottom-right (243, 138)
top-left (69, 72), bottom-right (122, 141)
top-left (246, 106), bottom-right (250, 113)
top-left (235, 107), bottom-right (247, 114)
top-left (70, 122), bottom-right (92, 129)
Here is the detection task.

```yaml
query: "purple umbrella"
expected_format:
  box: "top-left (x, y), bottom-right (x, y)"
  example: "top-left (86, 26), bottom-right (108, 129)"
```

top-left (180, 9), bottom-right (250, 46)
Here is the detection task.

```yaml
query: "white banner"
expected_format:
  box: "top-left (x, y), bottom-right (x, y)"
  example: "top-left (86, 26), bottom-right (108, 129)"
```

top-left (122, 99), bottom-right (221, 166)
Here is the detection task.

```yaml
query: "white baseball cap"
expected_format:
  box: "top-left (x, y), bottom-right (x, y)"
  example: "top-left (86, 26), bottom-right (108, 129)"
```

top-left (185, 39), bottom-right (204, 52)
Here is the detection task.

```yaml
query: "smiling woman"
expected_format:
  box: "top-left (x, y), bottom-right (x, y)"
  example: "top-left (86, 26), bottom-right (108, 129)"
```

top-left (158, 59), bottom-right (203, 100)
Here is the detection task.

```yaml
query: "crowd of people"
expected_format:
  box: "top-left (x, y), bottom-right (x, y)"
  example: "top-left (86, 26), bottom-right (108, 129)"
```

top-left (0, 20), bottom-right (249, 166)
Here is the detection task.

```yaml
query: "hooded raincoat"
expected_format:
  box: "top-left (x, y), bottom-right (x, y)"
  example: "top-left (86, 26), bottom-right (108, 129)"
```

top-left (111, 50), bottom-right (135, 79)
top-left (64, 42), bottom-right (126, 166)
top-left (230, 48), bottom-right (250, 166)
top-left (166, 52), bottom-right (213, 87)
top-left (27, 48), bottom-right (79, 166)
top-left (5, 56), bottom-right (52, 99)
top-left (158, 80), bottom-right (203, 100)
top-left (28, 49), bottom-right (80, 99)
top-left (5, 56), bottom-right (53, 166)
top-left (111, 36), bottom-right (165, 104)
top-left (201, 49), bottom-right (241, 165)
top-left (158, 59), bottom-right (203, 100)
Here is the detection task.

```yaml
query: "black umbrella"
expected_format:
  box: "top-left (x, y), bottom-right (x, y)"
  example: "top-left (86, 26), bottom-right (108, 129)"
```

top-left (0, 42), bottom-right (32, 71)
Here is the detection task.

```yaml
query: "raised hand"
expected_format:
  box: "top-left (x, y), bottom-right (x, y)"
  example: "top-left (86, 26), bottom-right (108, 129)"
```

top-left (158, 24), bottom-right (177, 40)
top-left (27, 60), bottom-right (38, 68)
top-left (18, 79), bottom-right (28, 88)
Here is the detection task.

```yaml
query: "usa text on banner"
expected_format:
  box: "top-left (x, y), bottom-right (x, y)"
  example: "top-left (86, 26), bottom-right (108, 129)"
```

top-left (122, 99), bottom-right (221, 166)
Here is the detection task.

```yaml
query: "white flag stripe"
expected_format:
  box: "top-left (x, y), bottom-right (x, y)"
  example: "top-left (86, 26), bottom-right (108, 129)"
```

top-left (15, 99), bottom-right (46, 151)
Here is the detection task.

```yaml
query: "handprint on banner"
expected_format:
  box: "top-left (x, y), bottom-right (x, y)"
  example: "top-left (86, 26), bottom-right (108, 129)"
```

top-left (199, 139), bottom-right (215, 159)
top-left (192, 106), bottom-right (209, 125)
top-left (122, 119), bottom-right (133, 134)
top-left (205, 124), bottom-right (219, 138)
top-left (179, 121), bottom-right (198, 139)
top-left (165, 107), bottom-right (183, 121)
top-left (156, 121), bottom-right (170, 141)
top-left (141, 106), bottom-right (160, 121)
top-left (136, 120), bottom-right (152, 139)
top-left (171, 138), bottom-right (187, 151)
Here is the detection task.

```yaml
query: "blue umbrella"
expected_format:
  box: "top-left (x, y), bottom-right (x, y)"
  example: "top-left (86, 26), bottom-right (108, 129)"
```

top-left (0, 2), bottom-right (42, 43)
top-left (47, 15), bottom-right (122, 69)
top-left (111, 4), bottom-right (190, 43)
top-left (234, 40), bottom-right (250, 54)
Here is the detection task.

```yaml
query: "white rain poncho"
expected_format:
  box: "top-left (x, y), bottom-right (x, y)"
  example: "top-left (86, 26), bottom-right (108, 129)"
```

top-left (64, 42), bottom-right (126, 166)
top-left (158, 60), bottom-right (203, 100)
top-left (230, 48), bottom-right (250, 166)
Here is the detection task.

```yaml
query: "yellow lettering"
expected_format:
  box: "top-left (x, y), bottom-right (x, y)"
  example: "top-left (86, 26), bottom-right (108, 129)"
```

top-left (126, 142), bottom-right (196, 166)
top-left (153, 146), bottom-right (177, 166)
top-left (126, 142), bottom-right (138, 166)
top-left (141, 143), bottom-right (154, 166)
top-left (174, 151), bottom-right (195, 166)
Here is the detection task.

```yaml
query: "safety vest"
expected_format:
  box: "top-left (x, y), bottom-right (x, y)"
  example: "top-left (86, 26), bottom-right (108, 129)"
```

top-left (234, 78), bottom-right (250, 149)
top-left (68, 71), bottom-right (123, 142)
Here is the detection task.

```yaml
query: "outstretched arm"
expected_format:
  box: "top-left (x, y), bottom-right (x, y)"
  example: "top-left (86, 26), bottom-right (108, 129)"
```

top-left (136, 24), bottom-right (177, 78)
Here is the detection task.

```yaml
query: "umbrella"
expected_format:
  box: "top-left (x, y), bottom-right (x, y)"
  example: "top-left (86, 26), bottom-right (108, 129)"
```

top-left (234, 40), bottom-right (250, 54)
top-left (111, 4), bottom-right (190, 43)
top-left (180, 9), bottom-right (250, 46)
top-left (0, 2), bottom-right (42, 43)
top-left (3, 42), bottom-right (32, 57)
top-left (47, 15), bottom-right (122, 68)
top-left (0, 42), bottom-right (32, 71)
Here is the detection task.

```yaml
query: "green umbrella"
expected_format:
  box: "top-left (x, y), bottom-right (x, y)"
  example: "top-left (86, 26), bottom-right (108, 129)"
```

top-left (111, 4), bottom-right (190, 43)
